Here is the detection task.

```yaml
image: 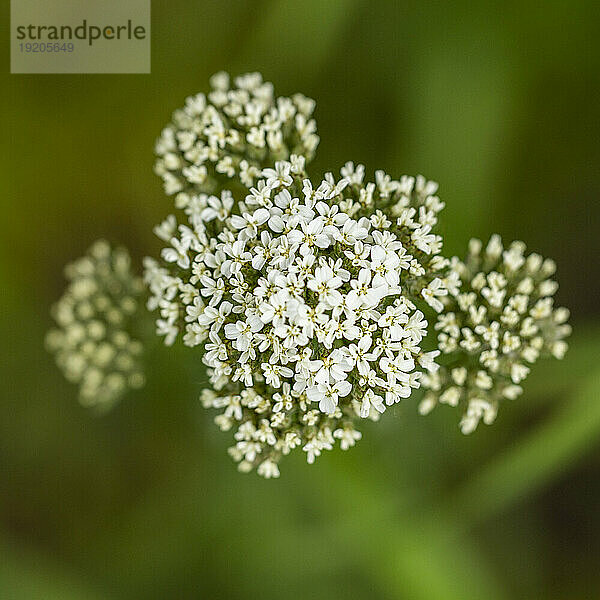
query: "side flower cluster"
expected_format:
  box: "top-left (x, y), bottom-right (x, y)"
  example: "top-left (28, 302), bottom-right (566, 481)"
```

top-left (145, 158), bottom-right (457, 475)
top-left (419, 235), bottom-right (570, 433)
top-left (46, 241), bottom-right (145, 409)
top-left (154, 71), bottom-right (319, 197)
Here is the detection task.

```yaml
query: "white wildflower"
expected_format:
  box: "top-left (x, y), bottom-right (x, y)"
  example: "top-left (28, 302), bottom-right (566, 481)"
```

top-left (146, 158), bottom-right (450, 476)
top-left (46, 241), bottom-right (145, 409)
top-left (421, 235), bottom-right (570, 433)
top-left (155, 73), bottom-right (319, 196)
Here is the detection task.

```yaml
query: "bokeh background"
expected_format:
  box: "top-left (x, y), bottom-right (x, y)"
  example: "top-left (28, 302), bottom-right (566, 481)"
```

top-left (2, 1), bottom-right (600, 598)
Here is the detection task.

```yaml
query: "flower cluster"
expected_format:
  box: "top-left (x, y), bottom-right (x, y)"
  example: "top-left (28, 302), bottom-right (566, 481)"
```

top-left (154, 72), bottom-right (319, 198)
top-left (46, 241), bottom-right (145, 410)
top-left (47, 72), bottom-right (572, 478)
top-left (419, 235), bottom-right (570, 433)
top-left (145, 158), bottom-right (456, 475)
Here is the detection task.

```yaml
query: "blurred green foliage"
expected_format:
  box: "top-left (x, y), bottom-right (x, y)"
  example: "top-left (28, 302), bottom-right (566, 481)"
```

top-left (2, 1), bottom-right (599, 598)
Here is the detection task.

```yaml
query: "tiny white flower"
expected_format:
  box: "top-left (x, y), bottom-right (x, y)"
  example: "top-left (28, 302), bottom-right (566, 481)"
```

top-left (360, 389), bottom-right (385, 418)
top-left (345, 336), bottom-right (377, 376)
top-left (380, 354), bottom-right (415, 384)
top-left (263, 161), bottom-right (293, 188)
top-left (224, 317), bottom-right (263, 352)
top-left (307, 380), bottom-right (352, 415)
top-left (162, 237), bottom-right (191, 269)
top-left (307, 264), bottom-right (343, 305)
top-left (287, 218), bottom-right (330, 255)
top-left (230, 208), bottom-right (270, 240)
top-left (309, 349), bottom-right (352, 385)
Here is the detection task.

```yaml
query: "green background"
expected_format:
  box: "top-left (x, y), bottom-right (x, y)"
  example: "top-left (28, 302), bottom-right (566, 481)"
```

top-left (2, 1), bottom-right (600, 598)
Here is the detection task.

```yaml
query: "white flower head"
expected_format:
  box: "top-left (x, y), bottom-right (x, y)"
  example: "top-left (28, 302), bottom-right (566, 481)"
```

top-left (47, 241), bottom-right (145, 409)
top-left (147, 157), bottom-right (450, 477)
top-left (154, 72), bottom-right (319, 197)
top-left (50, 73), bottom-right (570, 480)
top-left (421, 236), bottom-right (570, 434)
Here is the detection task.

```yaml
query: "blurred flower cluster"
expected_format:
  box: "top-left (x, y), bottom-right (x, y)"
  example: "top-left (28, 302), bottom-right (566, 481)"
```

top-left (47, 241), bottom-right (145, 410)
top-left (419, 235), bottom-right (571, 433)
top-left (48, 72), bottom-right (570, 477)
top-left (154, 71), bottom-right (319, 196)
